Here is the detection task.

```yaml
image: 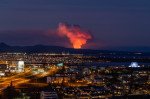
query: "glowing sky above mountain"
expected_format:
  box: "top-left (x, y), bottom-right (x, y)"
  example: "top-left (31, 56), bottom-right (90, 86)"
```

top-left (0, 0), bottom-right (150, 49)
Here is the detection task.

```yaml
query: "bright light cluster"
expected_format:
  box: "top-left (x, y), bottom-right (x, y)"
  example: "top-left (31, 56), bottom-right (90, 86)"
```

top-left (129, 62), bottom-right (140, 68)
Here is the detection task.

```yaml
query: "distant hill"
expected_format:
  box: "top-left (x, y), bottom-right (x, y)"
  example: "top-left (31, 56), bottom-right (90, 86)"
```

top-left (0, 42), bottom-right (123, 54)
top-left (0, 43), bottom-right (149, 55)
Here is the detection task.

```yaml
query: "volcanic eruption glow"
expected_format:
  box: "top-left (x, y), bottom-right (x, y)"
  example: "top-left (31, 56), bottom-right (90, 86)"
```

top-left (58, 23), bottom-right (92, 49)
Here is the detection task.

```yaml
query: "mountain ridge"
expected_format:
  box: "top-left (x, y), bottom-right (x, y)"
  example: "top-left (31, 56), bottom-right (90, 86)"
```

top-left (0, 42), bottom-right (122, 54)
top-left (0, 43), bottom-right (149, 54)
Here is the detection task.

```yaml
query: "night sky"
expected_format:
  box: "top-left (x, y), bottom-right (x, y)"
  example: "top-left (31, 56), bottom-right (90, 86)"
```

top-left (0, 0), bottom-right (150, 49)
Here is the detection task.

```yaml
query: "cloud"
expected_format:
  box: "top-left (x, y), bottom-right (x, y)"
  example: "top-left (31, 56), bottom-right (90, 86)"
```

top-left (0, 30), bottom-right (69, 46)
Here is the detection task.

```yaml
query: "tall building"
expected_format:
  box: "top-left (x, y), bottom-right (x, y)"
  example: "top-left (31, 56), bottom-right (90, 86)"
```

top-left (17, 61), bottom-right (24, 73)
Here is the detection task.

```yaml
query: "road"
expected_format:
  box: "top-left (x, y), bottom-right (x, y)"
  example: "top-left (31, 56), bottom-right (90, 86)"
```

top-left (0, 66), bottom-right (62, 92)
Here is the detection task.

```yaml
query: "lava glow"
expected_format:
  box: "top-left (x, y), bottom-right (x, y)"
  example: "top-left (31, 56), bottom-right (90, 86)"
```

top-left (58, 23), bottom-right (92, 49)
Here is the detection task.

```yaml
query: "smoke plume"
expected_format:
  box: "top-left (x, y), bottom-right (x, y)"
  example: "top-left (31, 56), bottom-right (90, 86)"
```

top-left (58, 23), bottom-right (92, 49)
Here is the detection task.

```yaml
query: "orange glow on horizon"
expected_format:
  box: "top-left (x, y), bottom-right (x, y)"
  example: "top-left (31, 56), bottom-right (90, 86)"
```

top-left (58, 23), bottom-right (92, 49)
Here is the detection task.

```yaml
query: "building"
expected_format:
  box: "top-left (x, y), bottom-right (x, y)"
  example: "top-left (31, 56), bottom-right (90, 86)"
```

top-left (17, 61), bottom-right (24, 73)
top-left (47, 75), bottom-right (69, 84)
top-left (40, 91), bottom-right (58, 99)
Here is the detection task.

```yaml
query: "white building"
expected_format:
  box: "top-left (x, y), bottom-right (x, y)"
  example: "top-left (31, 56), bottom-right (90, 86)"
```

top-left (17, 61), bottom-right (24, 73)
top-left (128, 62), bottom-right (140, 68)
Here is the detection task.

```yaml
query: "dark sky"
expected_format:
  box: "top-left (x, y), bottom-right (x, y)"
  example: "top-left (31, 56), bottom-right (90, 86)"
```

top-left (0, 0), bottom-right (150, 49)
